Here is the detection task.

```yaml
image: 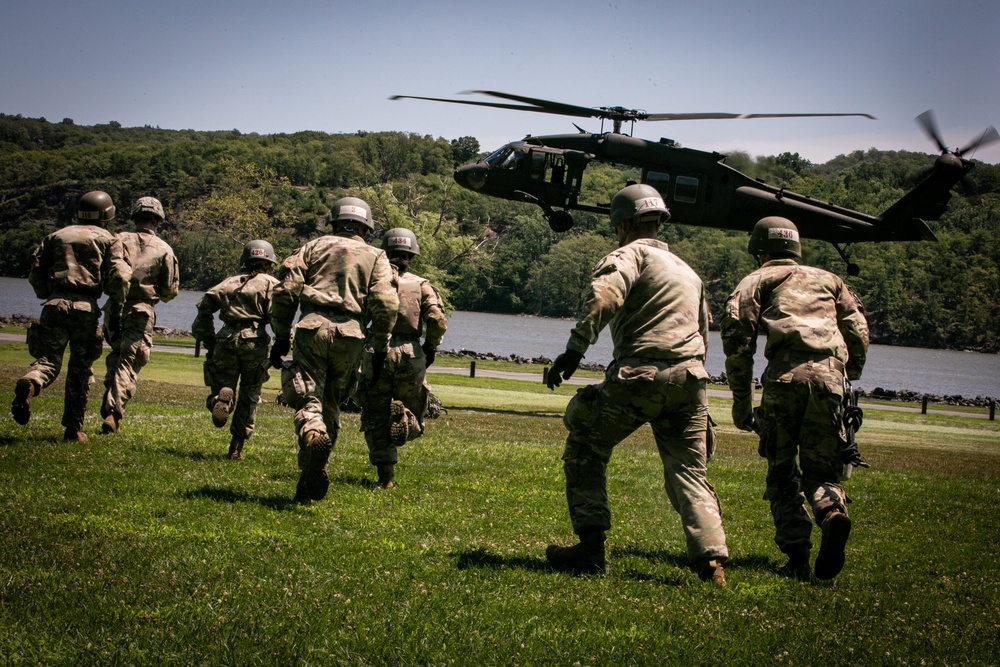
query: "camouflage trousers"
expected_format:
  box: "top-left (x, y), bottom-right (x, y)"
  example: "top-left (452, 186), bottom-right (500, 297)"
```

top-left (560, 357), bottom-right (728, 562)
top-left (757, 359), bottom-right (849, 555)
top-left (102, 302), bottom-right (155, 419)
top-left (21, 299), bottom-right (104, 432)
top-left (283, 320), bottom-right (365, 470)
top-left (357, 342), bottom-right (428, 466)
top-left (204, 332), bottom-right (271, 439)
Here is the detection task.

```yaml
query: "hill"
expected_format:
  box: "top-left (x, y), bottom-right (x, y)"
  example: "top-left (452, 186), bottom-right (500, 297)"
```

top-left (2, 113), bottom-right (999, 351)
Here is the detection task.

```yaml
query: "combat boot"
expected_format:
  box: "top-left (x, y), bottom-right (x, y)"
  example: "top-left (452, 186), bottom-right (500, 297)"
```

top-left (815, 510), bottom-right (852, 580)
top-left (778, 546), bottom-right (811, 581)
top-left (301, 430), bottom-right (333, 501)
top-left (11, 378), bottom-right (38, 425)
top-left (63, 428), bottom-right (88, 443)
top-left (546, 529), bottom-right (606, 574)
top-left (697, 558), bottom-right (727, 587)
top-left (293, 474), bottom-right (312, 505)
top-left (389, 400), bottom-right (409, 446)
top-left (228, 436), bottom-right (245, 460)
top-left (101, 412), bottom-right (121, 434)
top-left (376, 463), bottom-right (396, 488)
top-left (212, 388), bottom-right (233, 427)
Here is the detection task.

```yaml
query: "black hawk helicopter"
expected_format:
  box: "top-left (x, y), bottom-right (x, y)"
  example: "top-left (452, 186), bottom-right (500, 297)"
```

top-left (392, 90), bottom-right (997, 274)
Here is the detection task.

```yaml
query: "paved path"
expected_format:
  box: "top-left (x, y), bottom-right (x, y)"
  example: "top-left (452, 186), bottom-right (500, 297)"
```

top-left (0, 333), bottom-right (992, 420)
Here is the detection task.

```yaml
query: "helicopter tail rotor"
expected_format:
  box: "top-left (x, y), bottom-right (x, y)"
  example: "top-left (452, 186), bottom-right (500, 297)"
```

top-left (916, 109), bottom-right (998, 159)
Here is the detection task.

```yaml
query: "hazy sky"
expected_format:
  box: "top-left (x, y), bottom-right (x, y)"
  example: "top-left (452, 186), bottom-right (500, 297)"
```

top-left (3, 0), bottom-right (998, 164)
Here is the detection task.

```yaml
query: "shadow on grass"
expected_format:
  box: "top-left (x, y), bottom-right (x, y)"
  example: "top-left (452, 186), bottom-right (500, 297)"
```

top-left (455, 406), bottom-right (564, 419)
top-left (455, 545), bottom-right (781, 584)
top-left (183, 484), bottom-right (302, 511)
top-left (333, 473), bottom-right (379, 489)
top-left (162, 447), bottom-right (226, 462)
top-left (454, 546), bottom-right (552, 573)
top-left (620, 545), bottom-right (778, 575)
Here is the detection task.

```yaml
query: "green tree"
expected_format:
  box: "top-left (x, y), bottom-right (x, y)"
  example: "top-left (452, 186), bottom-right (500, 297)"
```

top-left (527, 233), bottom-right (617, 317)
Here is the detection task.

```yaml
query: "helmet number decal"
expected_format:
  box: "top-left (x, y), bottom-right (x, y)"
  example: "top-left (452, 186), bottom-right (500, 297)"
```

top-left (767, 228), bottom-right (799, 242)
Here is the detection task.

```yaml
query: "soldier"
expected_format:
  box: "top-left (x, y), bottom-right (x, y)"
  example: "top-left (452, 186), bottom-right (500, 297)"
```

top-left (11, 191), bottom-right (132, 442)
top-left (358, 227), bottom-right (448, 488)
top-left (720, 216), bottom-right (869, 581)
top-left (192, 240), bottom-right (279, 460)
top-left (269, 197), bottom-right (398, 504)
top-left (100, 196), bottom-right (179, 434)
top-left (545, 184), bottom-right (729, 585)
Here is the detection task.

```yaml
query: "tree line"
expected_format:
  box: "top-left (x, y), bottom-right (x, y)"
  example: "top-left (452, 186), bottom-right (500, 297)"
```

top-left (2, 113), bottom-right (999, 352)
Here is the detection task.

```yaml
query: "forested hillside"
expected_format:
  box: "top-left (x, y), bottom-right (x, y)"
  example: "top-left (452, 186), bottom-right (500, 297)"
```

top-left (2, 113), bottom-right (999, 351)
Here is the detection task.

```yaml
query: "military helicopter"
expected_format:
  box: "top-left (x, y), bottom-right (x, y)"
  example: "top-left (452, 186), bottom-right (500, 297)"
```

top-left (392, 91), bottom-right (998, 274)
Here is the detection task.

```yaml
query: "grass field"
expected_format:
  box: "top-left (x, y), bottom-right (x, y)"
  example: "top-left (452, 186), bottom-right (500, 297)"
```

top-left (1, 343), bottom-right (998, 665)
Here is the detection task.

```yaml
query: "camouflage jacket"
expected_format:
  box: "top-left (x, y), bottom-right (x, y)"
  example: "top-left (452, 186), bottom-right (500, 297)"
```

top-left (270, 233), bottom-right (398, 351)
top-left (193, 271), bottom-right (280, 341)
top-left (566, 238), bottom-right (709, 362)
top-left (27, 223), bottom-right (132, 304)
top-left (720, 258), bottom-right (869, 402)
top-left (391, 267), bottom-right (448, 348)
top-left (116, 229), bottom-right (179, 306)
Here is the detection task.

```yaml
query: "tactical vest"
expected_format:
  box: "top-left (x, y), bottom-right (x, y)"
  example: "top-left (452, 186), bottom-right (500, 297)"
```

top-left (393, 272), bottom-right (424, 337)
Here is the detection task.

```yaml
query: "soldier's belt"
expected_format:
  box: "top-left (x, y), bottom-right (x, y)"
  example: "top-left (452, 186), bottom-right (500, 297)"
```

top-left (615, 355), bottom-right (699, 368)
top-left (50, 289), bottom-right (100, 302)
top-left (775, 351), bottom-right (846, 374)
top-left (391, 332), bottom-right (422, 343)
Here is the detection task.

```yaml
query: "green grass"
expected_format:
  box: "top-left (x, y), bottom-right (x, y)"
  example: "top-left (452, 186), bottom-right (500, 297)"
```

top-left (1, 345), bottom-right (999, 665)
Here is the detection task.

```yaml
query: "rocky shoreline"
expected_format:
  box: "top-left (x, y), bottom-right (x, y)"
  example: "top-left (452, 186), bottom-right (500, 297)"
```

top-left (440, 348), bottom-right (999, 408)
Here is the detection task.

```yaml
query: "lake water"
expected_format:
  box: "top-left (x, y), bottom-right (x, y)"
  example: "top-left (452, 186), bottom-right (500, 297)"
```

top-left (2, 276), bottom-right (998, 398)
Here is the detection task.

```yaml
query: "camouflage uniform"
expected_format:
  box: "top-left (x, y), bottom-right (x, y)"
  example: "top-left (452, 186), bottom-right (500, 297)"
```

top-left (270, 234), bottom-right (397, 489)
top-left (19, 224), bottom-right (131, 434)
top-left (720, 258), bottom-right (868, 557)
top-left (557, 238), bottom-right (729, 565)
top-left (193, 269), bottom-right (279, 442)
top-left (359, 265), bottom-right (447, 467)
top-left (101, 227), bottom-right (179, 423)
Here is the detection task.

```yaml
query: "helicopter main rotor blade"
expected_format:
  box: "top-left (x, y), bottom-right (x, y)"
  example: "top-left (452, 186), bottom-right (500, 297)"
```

top-left (463, 90), bottom-right (614, 120)
top-left (393, 91), bottom-right (875, 127)
top-left (916, 110), bottom-right (949, 153)
top-left (389, 94), bottom-right (598, 119)
top-left (957, 126), bottom-right (1000, 157)
top-left (645, 112), bottom-right (876, 121)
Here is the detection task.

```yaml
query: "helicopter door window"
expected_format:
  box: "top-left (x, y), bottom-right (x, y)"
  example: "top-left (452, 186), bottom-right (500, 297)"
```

top-left (645, 171), bottom-right (670, 198)
top-left (550, 157), bottom-right (565, 185)
top-left (674, 176), bottom-right (700, 204)
top-left (529, 152), bottom-right (546, 181)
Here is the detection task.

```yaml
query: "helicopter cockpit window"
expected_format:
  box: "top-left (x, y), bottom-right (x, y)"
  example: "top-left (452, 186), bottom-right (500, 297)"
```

top-left (484, 146), bottom-right (513, 167)
top-left (674, 175), bottom-right (700, 204)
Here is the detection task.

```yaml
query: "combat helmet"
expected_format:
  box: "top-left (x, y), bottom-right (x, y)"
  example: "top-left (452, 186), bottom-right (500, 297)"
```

top-left (382, 227), bottom-right (421, 256)
top-left (748, 216), bottom-right (801, 258)
top-left (329, 197), bottom-right (374, 231)
top-left (240, 239), bottom-right (278, 268)
top-left (132, 196), bottom-right (165, 222)
top-left (610, 184), bottom-right (670, 227)
top-left (76, 190), bottom-right (116, 226)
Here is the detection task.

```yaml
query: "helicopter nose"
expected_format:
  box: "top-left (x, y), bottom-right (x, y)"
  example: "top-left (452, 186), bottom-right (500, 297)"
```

top-left (455, 164), bottom-right (488, 190)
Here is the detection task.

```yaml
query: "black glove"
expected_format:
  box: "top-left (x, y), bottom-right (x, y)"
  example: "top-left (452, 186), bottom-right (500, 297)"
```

top-left (105, 310), bottom-right (123, 341)
top-left (844, 405), bottom-right (864, 432)
top-left (202, 335), bottom-right (216, 361)
top-left (269, 338), bottom-right (291, 367)
top-left (546, 350), bottom-right (583, 390)
top-left (371, 351), bottom-right (387, 385)
top-left (731, 397), bottom-right (755, 432)
top-left (421, 341), bottom-right (436, 367)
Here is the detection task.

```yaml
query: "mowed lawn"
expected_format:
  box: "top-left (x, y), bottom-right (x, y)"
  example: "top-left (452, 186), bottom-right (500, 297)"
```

top-left (1, 344), bottom-right (998, 665)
